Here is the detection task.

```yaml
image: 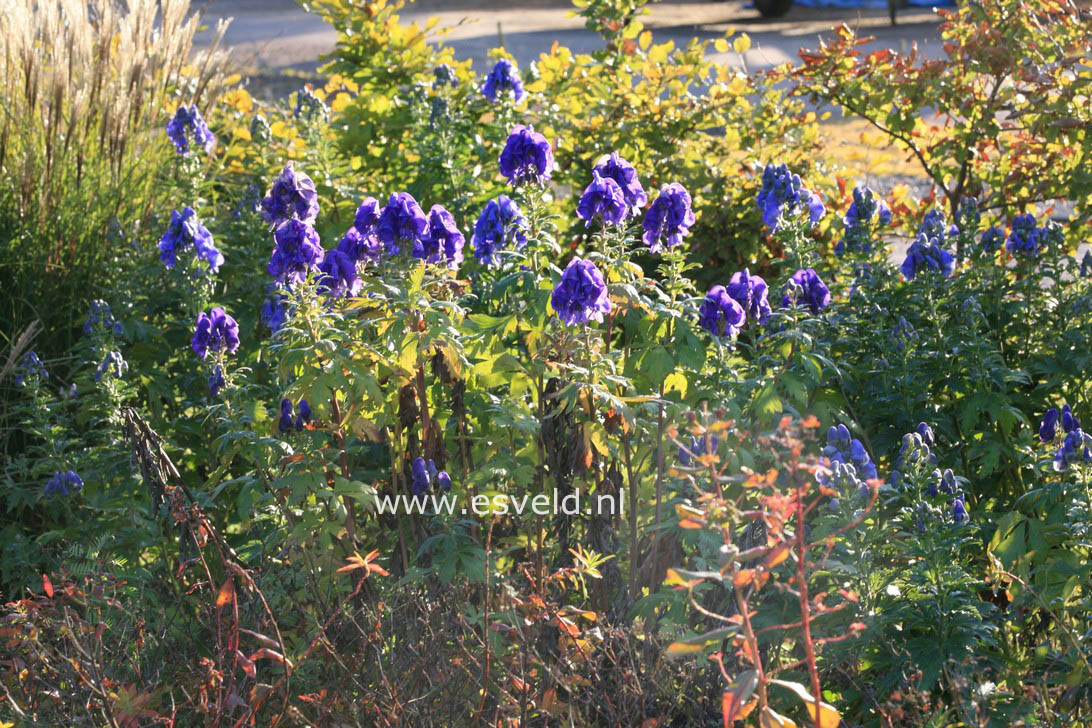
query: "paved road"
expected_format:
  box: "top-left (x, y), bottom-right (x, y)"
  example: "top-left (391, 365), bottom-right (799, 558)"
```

top-left (192, 0), bottom-right (944, 75)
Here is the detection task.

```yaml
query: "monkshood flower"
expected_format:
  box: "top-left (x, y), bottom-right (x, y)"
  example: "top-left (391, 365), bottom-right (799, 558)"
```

top-left (166, 105), bottom-right (215, 156)
top-left (261, 164), bottom-right (320, 226)
top-left (890, 315), bottom-right (918, 351)
top-left (318, 249), bottom-right (362, 298)
top-left (980, 226), bottom-right (1004, 254)
top-left (1006, 213), bottom-right (1046, 257)
top-left (94, 351), bottom-right (127, 382)
top-left (209, 366), bottom-right (225, 397)
top-left (916, 422), bottom-right (935, 447)
top-left (951, 495), bottom-right (969, 523)
top-left (83, 300), bottom-right (123, 337)
top-left (472, 195), bottom-right (528, 266)
top-left (45, 470), bottom-right (83, 498)
top-left (1039, 407), bottom-right (1060, 442)
top-left (270, 219), bottom-right (324, 285)
top-left (250, 114), bottom-right (272, 145)
top-left (817, 459), bottom-right (870, 501)
top-left (552, 258), bottom-right (611, 326)
top-left (434, 64), bottom-right (458, 88)
top-left (436, 470), bottom-right (453, 491)
top-left (679, 435), bottom-right (719, 466)
top-left (159, 207), bottom-right (223, 274)
top-left (698, 285), bottom-right (746, 338)
top-left (836, 186), bottom-right (891, 256)
top-left (593, 152), bottom-right (647, 211)
top-left (336, 226), bottom-right (381, 264)
top-left (781, 268), bottom-right (831, 314)
top-left (278, 399), bottom-right (295, 433)
top-left (261, 288), bottom-right (289, 332)
top-left (377, 192), bottom-right (429, 256)
top-left (918, 208), bottom-right (958, 242)
top-left (756, 163), bottom-right (825, 231)
top-left (354, 197), bottom-right (381, 237)
top-left (417, 205), bottom-right (464, 268)
top-left (297, 400), bottom-right (312, 430)
top-left (15, 351), bottom-right (47, 385)
top-left (726, 269), bottom-right (771, 325)
top-left (482, 58), bottom-right (525, 102)
top-left (192, 307), bottom-right (240, 360)
top-left (577, 170), bottom-right (628, 227)
top-left (411, 457), bottom-right (431, 496)
top-left (901, 233), bottom-right (954, 280)
top-left (822, 424), bottom-right (877, 480)
top-left (499, 125), bottom-right (553, 185)
top-left (642, 183), bottom-right (696, 253)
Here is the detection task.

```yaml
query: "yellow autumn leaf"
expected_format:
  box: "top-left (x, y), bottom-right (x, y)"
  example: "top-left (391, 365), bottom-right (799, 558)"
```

top-left (734, 33), bottom-right (752, 54)
top-left (759, 707), bottom-right (799, 728)
top-left (770, 679), bottom-right (842, 728)
top-left (270, 121), bottom-right (297, 139)
top-left (639, 30), bottom-right (653, 51)
top-left (714, 38), bottom-right (729, 53)
top-left (664, 641), bottom-right (704, 658)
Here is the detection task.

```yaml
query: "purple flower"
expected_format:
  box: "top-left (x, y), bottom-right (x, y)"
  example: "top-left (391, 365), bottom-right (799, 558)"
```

top-left (45, 470), bottom-right (83, 497)
top-left (269, 219), bottom-right (324, 285)
top-left (411, 457), bottom-right (431, 496)
top-left (1040, 408), bottom-right (1059, 442)
top-left (901, 233), bottom-right (954, 280)
top-left (916, 422), bottom-right (935, 447)
top-left (296, 400), bottom-right (312, 430)
top-left (918, 209), bottom-right (956, 243)
top-left (94, 351), bottom-right (127, 382)
top-left (261, 164), bottom-right (320, 226)
top-left (756, 163), bottom-right (809, 231)
top-left (836, 186), bottom-right (890, 257)
top-left (807, 192), bottom-right (826, 225)
top-left (377, 192), bottom-right (429, 256)
top-left (642, 183), bottom-right (696, 252)
top-left (1006, 213), bottom-right (1045, 257)
top-left (822, 424), bottom-right (878, 481)
top-left (551, 258), bottom-right (611, 326)
top-left (951, 496), bottom-right (969, 523)
top-left (354, 197), bottom-right (381, 236)
top-left (417, 205), bottom-right (464, 268)
top-left (209, 366), bottom-right (225, 397)
top-left (159, 207), bottom-right (223, 274)
top-left (726, 269), bottom-right (771, 325)
top-left (261, 288), bottom-right (289, 332)
top-left (279, 398), bottom-right (295, 433)
top-left (499, 125), bottom-right (553, 185)
top-left (338, 225), bottom-right (382, 264)
top-left (15, 351), bottom-right (47, 385)
top-left (698, 285), bottom-right (746, 338)
top-left (166, 105), bottom-right (215, 156)
top-left (83, 300), bottom-right (123, 337)
top-left (436, 471), bottom-right (453, 492)
top-left (472, 195), bottom-right (528, 267)
top-left (781, 268), bottom-right (831, 314)
top-left (482, 59), bottom-right (525, 103)
top-left (593, 152), bottom-right (646, 211)
top-left (434, 64), bottom-right (458, 88)
top-left (318, 248), bottom-right (362, 298)
top-left (192, 307), bottom-right (240, 359)
top-left (577, 170), bottom-right (628, 228)
top-left (981, 226), bottom-right (1004, 254)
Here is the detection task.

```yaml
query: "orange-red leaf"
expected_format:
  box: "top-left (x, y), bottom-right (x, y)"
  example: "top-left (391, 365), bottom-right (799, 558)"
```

top-left (216, 577), bottom-right (235, 609)
top-left (42, 573), bottom-right (54, 598)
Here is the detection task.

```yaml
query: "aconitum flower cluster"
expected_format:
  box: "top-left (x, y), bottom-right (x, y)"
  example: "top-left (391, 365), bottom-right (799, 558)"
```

top-left (377, 192), bottom-right (429, 256)
top-left (472, 195), bottom-right (527, 267)
top-left (318, 249), bottom-right (362, 298)
top-left (166, 105), bottom-right (216, 156)
top-left (781, 268), bottom-right (831, 314)
top-left (642, 183), bottom-right (696, 253)
top-left (332, 198), bottom-right (383, 264)
top-left (261, 164), bottom-right (320, 226)
top-left (726, 269), bottom-right (771, 325)
top-left (835, 186), bottom-right (891, 257)
top-left (890, 315), bottom-right (919, 351)
top-left (293, 86), bottom-right (329, 122)
top-left (577, 171), bottom-right (627, 227)
top-left (411, 457), bottom-right (453, 497)
top-left (1006, 213), bottom-right (1051, 257)
top-left (756, 163), bottom-right (824, 231)
top-left (900, 233), bottom-right (954, 280)
top-left (551, 258), bottom-right (611, 326)
top-left (416, 205), bottom-right (464, 268)
top-left (593, 153), bottom-right (646, 212)
top-left (270, 219), bottom-right (324, 285)
top-left (925, 467), bottom-right (960, 498)
top-left (159, 207), bottom-right (223, 274)
top-left (279, 399), bottom-right (312, 433)
top-left (261, 288), bottom-right (289, 332)
top-left (823, 424), bottom-right (878, 481)
top-left (209, 366), bottom-right (225, 397)
top-left (95, 351), bottom-right (128, 382)
top-left (980, 226), bottom-right (1004, 254)
top-left (192, 307), bottom-right (240, 360)
top-left (918, 208), bottom-right (958, 243)
top-left (499, 125), bottom-right (553, 185)
top-left (482, 59), bottom-right (524, 103)
top-left (433, 64), bottom-right (458, 88)
top-left (1040, 404), bottom-right (1092, 471)
top-left (698, 286), bottom-right (746, 338)
top-left (45, 470), bottom-right (83, 497)
top-left (83, 300), bottom-right (123, 337)
top-left (16, 351), bottom-right (48, 385)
